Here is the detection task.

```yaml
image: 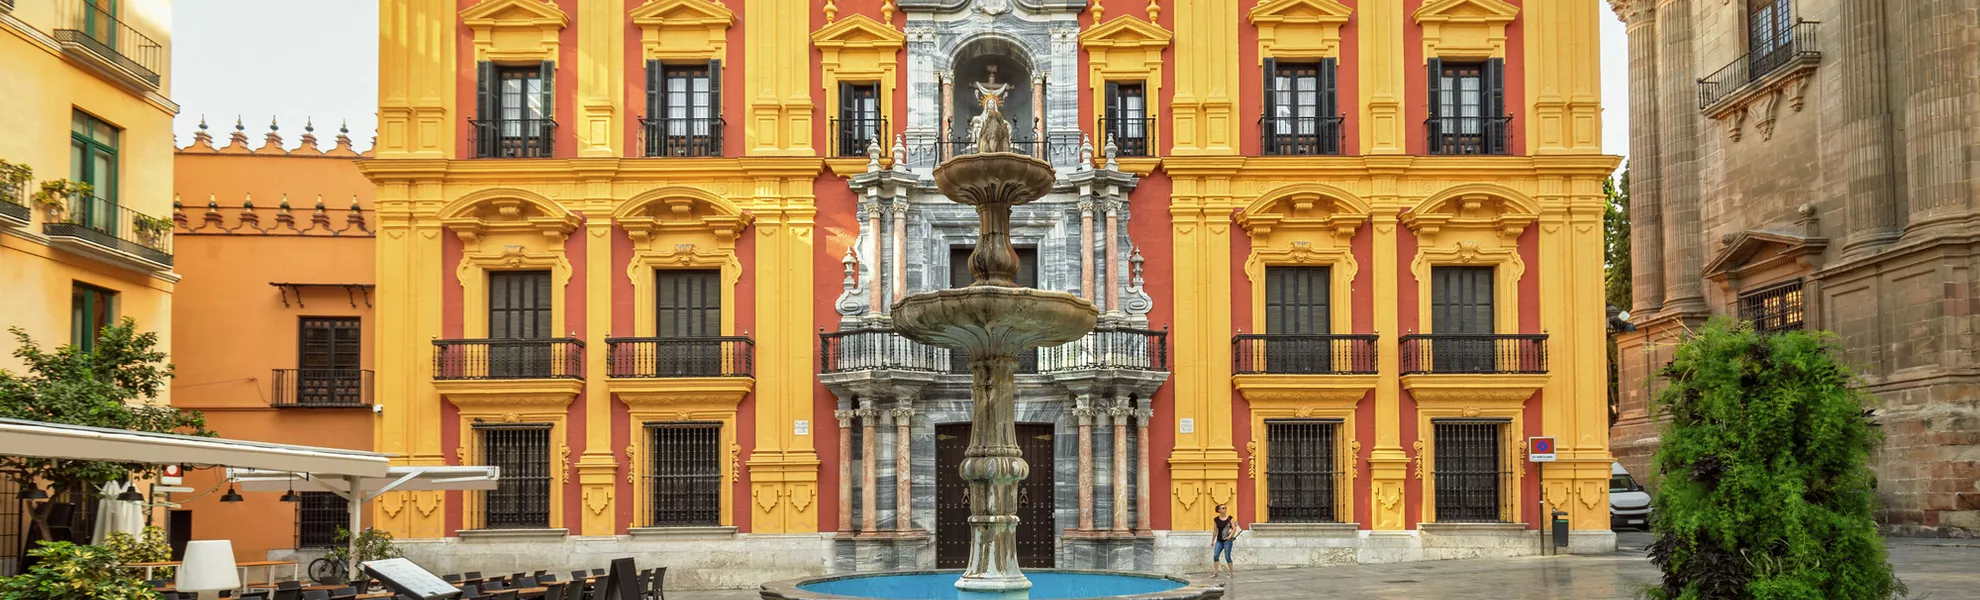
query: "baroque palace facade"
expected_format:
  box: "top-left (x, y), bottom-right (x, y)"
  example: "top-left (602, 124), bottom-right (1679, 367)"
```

top-left (1611, 0), bottom-right (1980, 536)
top-left (360, 0), bottom-right (1617, 587)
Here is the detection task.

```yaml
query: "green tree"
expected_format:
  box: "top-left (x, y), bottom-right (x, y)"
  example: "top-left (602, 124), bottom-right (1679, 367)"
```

top-left (0, 318), bottom-right (210, 544)
top-left (1604, 170), bottom-right (1632, 310)
top-left (0, 541), bottom-right (161, 600)
top-left (1646, 320), bottom-right (1903, 600)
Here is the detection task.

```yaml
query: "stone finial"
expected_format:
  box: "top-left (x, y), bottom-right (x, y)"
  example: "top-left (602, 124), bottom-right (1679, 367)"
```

top-left (172, 194), bottom-right (188, 228)
top-left (275, 195), bottom-right (297, 229)
top-left (881, 0), bottom-right (895, 23)
top-left (297, 118), bottom-right (323, 154)
top-left (329, 119), bottom-right (359, 157)
top-left (842, 247), bottom-right (859, 288)
top-left (1146, 0), bottom-right (1159, 21)
top-left (866, 138), bottom-right (882, 172)
top-left (260, 117), bottom-right (287, 154)
top-left (1079, 133), bottom-right (1094, 170)
top-left (1104, 135), bottom-right (1120, 170)
top-left (823, 0), bottom-right (837, 22)
top-left (187, 115), bottom-right (216, 151)
top-left (312, 195), bottom-right (333, 230)
top-left (347, 195), bottom-right (369, 232)
top-left (891, 134), bottom-right (908, 173)
top-left (225, 116), bottom-right (252, 153)
top-left (203, 195), bottom-right (226, 229)
top-left (1129, 248), bottom-right (1146, 288)
top-left (1092, 0), bottom-right (1105, 22)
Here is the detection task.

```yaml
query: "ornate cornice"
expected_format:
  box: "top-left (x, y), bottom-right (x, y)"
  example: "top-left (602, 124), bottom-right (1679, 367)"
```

top-left (1400, 374), bottom-right (1546, 407)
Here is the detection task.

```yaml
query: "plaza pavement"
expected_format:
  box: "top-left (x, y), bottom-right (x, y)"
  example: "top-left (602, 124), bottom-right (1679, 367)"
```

top-left (668, 532), bottom-right (1980, 599)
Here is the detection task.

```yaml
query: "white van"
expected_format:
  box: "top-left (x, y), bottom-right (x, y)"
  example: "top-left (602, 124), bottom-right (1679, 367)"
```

top-left (1610, 462), bottom-right (1652, 530)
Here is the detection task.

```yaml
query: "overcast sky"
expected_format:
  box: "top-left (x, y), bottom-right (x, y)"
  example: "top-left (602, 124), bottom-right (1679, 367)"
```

top-left (170, 0), bottom-right (1629, 168)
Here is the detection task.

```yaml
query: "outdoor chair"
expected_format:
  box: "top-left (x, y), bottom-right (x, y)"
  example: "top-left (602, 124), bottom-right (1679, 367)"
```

top-left (542, 582), bottom-right (567, 599)
top-left (444, 574), bottom-right (464, 583)
top-left (563, 579), bottom-right (585, 600)
top-left (570, 570), bottom-right (588, 583)
top-left (458, 584), bottom-right (479, 598)
top-left (466, 571), bottom-right (483, 579)
top-left (272, 587), bottom-right (303, 600)
top-left (647, 566), bottom-right (667, 600)
top-left (534, 570), bottom-right (549, 578)
top-left (592, 568), bottom-right (606, 576)
top-left (301, 592), bottom-right (329, 600)
top-left (516, 576), bottom-right (538, 588)
top-left (539, 573), bottom-right (559, 583)
top-left (238, 593), bottom-right (270, 600)
top-left (489, 591), bottom-right (519, 600)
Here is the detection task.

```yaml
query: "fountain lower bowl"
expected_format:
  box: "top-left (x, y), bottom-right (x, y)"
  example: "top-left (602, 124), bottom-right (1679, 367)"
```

top-left (761, 569), bottom-right (1224, 600)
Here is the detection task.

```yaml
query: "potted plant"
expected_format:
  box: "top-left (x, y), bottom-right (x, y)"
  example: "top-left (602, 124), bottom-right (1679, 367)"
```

top-left (31, 179), bottom-right (92, 222)
top-left (0, 160), bottom-right (30, 206)
top-left (132, 214), bottom-right (171, 246)
top-left (316, 527), bottom-right (403, 586)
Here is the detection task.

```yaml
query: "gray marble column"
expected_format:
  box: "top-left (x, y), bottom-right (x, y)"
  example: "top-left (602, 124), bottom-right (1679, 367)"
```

top-left (1838, 0), bottom-right (1903, 254)
top-left (1110, 397), bottom-right (1131, 533)
top-left (1899, 0), bottom-right (1974, 235)
top-left (1615, 0), bottom-right (1665, 315)
top-left (1079, 199), bottom-right (1096, 302)
top-left (1104, 199), bottom-right (1124, 314)
top-left (1073, 398), bottom-right (1097, 531)
top-left (894, 404), bottom-right (915, 532)
top-left (863, 201), bottom-right (885, 314)
top-left (859, 401), bottom-right (880, 533)
top-left (1135, 405), bottom-right (1153, 533)
top-left (836, 409), bottom-right (855, 533)
top-left (1656, 0), bottom-right (1705, 314)
top-left (891, 198), bottom-right (910, 306)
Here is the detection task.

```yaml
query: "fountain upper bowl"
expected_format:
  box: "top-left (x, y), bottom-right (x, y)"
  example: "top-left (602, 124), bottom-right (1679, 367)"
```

top-left (890, 286), bottom-right (1098, 354)
top-left (932, 152), bottom-right (1057, 208)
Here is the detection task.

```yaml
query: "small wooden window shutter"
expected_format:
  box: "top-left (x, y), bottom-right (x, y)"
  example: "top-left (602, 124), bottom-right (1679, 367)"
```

top-left (1262, 57), bottom-right (1278, 151)
top-left (1104, 81), bottom-right (1120, 122)
top-left (538, 61), bottom-right (556, 154)
top-left (1425, 57), bottom-right (1443, 144)
top-left (646, 59), bottom-right (664, 125)
top-left (475, 61), bottom-right (497, 156)
top-left (1320, 58), bottom-right (1339, 153)
top-left (839, 81), bottom-right (855, 121)
top-left (1484, 58), bottom-right (1506, 154)
top-left (707, 59), bottom-right (723, 147)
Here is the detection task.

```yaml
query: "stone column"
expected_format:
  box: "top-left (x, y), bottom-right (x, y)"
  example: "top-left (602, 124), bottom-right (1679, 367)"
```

top-left (1135, 405), bottom-right (1153, 533)
top-left (1616, 0), bottom-right (1664, 315)
top-left (1899, 0), bottom-right (1972, 236)
top-left (1073, 399), bottom-right (1097, 531)
top-left (864, 201), bottom-right (885, 314)
top-left (859, 400), bottom-right (880, 533)
top-left (835, 409), bottom-right (855, 532)
top-left (894, 404), bottom-right (914, 532)
top-left (940, 73), bottom-right (955, 140)
top-left (1103, 198), bottom-right (1124, 313)
top-left (891, 198), bottom-right (909, 306)
top-left (1032, 75), bottom-right (1047, 154)
top-left (1110, 398), bottom-right (1131, 533)
top-left (1838, 0), bottom-right (1903, 254)
top-left (1656, 0), bottom-right (1705, 314)
top-left (1079, 199), bottom-right (1097, 301)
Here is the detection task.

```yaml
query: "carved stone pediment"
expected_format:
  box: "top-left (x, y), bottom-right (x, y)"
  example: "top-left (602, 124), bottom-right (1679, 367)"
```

top-left (1702, 228), bottom-right (1828, 292)
top-left (460, 0), bottom-right (569, 63)
top-left (1412, 0), bottom-right (1519, 61)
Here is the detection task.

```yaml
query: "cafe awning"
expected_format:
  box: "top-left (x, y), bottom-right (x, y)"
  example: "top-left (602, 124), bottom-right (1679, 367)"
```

top-left (0, 418), bottom-right (391, 478)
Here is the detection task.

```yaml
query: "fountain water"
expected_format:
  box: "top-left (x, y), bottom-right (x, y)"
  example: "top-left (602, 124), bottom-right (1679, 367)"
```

top-left (761, 87), bottom-right (1221, 600)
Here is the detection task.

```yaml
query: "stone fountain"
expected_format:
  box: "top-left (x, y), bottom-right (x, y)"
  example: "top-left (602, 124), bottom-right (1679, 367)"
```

top-left (761, 89), bottom-right (1220, 600)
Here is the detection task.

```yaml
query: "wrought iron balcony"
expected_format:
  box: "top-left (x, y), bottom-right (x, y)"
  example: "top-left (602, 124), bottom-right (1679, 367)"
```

top-left (1398, 334), bottom-right (1547, 375)
top-left (42, 195), bottom-right (173, 269)
top-left (53, 0), bottom-right (163, 88)
top-left (1038, 326), bottom-right (1169, 372)
top-left (1232, 334), bottom-right (1378, 375)
top-left (1698, 21), bottom-right (1822, 111)
top-left (0, 177), bottom-right (28, 226)
top-left (606, 336), bottom-right (753, 378)
top-left (820, 326), bottom-right (1168, 375)
top-left (820, 327), bottom-right (951, 374)
top-left (1425, 116), bottom-right (1513, 156)
top-left (468, 118), bottom-right (556, 158)
top-left (898, 126), bottom-right (1085, 169)
top-left (271, 369), bottom-right (374, 408)
top-left (1099, 116), bottom-right (1156, 157)
top-left (432, 338), bottom-right (585, 380)
top-left (1259, 115), bottom-right (1345, 156)
top-left (640, 116), bottom-right (724, 157)
top-left (830, 116), bottom-right (889, 158)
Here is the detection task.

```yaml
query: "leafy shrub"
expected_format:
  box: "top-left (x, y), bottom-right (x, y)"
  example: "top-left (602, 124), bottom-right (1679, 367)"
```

top-left (325, 527), bottom-right (404, 583)
top-left (0, 541), bottom-right (161, 600)
top-left (1646, 319), bottom-right (1904, 600)
top-left (102, 526), bottom-right (173, 578)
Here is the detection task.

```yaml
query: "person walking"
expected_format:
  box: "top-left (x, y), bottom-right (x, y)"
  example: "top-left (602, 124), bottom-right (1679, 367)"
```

top-left (1211, 504), bottom-right (1238, 577)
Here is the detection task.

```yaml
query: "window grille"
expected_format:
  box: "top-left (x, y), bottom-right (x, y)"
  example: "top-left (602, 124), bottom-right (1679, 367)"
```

top-left (645, 422), bottom-right (723, 527)
top-left (296, 491), bottom-right (348, 548)
top-left (1738, 281), bottom-right (1804, 334)
top-left (1265, 419), bottom-right (1340, 523)
top-left (296, 317), bottom-right (363, 406)
top-left (476, 423), bottom-right (553, 529)
top-left (1432, 419), bottom-right (1509, 523)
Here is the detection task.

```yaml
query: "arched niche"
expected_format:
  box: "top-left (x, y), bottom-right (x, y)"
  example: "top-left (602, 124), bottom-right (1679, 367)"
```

top-left (950, 35), bottom-right (1037, 139)
top-left (614, 186), bottom-right (754, 338)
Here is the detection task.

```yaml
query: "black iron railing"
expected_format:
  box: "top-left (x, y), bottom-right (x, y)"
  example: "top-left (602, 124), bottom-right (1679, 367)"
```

top-left (1039, 326), bottom-right (1168, 372)
top-left (899, 127), bottom-right (1085, 167)
top-left (606, 336), bottom-right (753, 378)
top-left (296, 491), bottom-right (348, 548)
top-left (1233, 334), bottom-right (1378, 375)
top-left (1699, 21), bottom-right (1821, 109)
top-left (1738, 280), bottom-right (1805, 334)
top-left (830, 116), bottom-right (889, 158)
top-left (271, 368), bottom-right (374, 408)
top-left (1431, 420), bottom-right (1511, 523)
top-left (1099, 116), bottom-right (1156, 157)
top-left (644, 422), bottom-right (722, 527)
top-left (819, 327), bottom-right (950, 374)
top-left (53, 0), bottom-right (163, 87)
top-left (640, 116), bottom-right (724, 157)
top-left (42, 195), bottom-right (173, 267)
top-left (1265, 419), bottom-right (1342, 523)
top-left (469, 118), bottom-right (556, 158)
top-left (1260, 115), bottom-right (1346, 156)
top-left (1398, 334), bottom-right (1547, 375)
top-left (1426, 116), bottom-right (1513, 155)
top-left (0, 176), bottom-right (27, 224)
top-left (433, 338), bottom-right (585, 380)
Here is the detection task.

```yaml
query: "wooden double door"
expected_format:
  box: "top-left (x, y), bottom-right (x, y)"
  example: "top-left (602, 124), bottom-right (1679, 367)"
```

top-left (934, 422), bottom-right (1057, 569)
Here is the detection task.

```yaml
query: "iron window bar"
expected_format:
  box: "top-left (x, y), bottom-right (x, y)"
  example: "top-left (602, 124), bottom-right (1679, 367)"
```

top-left (271, 369), bottom-right (374, 408)
top-left (1431, 419), bottom-right (1512, 523)
top-left (474, 423), bottom-right (554, 530)
top-left (1738, 280), bottom-right (1805, 334)
top-left (644, 422), bottom-right (723, 527)
top-left (1099, 116), bottom-right (1157, 157)
top-left (468, 118), bottom-right (557, 158)
top-left (295, 491), bottom-right (348, 549)
top-left (830, 116), bottom-right (890, 158)
top-left (1258, 115), bottom-right (1346, 156)
top-left (1398, 333), bottom-right (1548, 375)
top-left (1424, 116), bottom-right (1513, 155)
top-left (639, 116), bottom-right (725, 157)
top-left (1265, 419), bottom-right (1343, 523)
top-left (1233, 334), bottom-right (1378, 375)
top-left (0, 174), bottom-right (28, 225)
top-left (432, 338), bottom-right (585, 380)
top-left (606, 336), bottom-right (753, 378)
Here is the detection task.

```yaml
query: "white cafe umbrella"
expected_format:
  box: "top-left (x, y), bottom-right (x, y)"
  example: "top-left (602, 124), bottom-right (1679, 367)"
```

top-left (91, 481), bottom-right (144, 542)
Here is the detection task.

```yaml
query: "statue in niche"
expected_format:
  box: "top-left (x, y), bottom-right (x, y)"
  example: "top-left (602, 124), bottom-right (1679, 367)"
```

top-left (968, 65), bottom-right (1015, 153)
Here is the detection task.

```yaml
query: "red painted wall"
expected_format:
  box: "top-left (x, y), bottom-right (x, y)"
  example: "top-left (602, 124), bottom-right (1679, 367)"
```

top-left (1129, 173), bottom-right (1176, 530)
top-left (562, 231), bottom-right (587, 531)
top-left (1228, 215), bottom-right (1255, 526)
top-left (1396, 225), bottom-right (1422, 528)
top-left (811, 175), bottom-right (861, 532)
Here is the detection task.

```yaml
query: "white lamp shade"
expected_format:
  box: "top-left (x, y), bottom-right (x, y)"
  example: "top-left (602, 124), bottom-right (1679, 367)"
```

top-left (176, 540), bottom-right (241, 592)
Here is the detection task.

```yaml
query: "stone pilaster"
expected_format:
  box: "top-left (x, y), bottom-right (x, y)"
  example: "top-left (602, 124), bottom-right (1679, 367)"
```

top-left (1104, 199), bottom-right (1124, 315)
top-left (1110, 398), bottom-right (1131, 533)
top-left (892, 404), bottom-right (914, 532)
top-left (1656, 0), bottom-right (1705, 314)
top-left (1838, 0), bottom-right (1903, 254)
top-left (863, 201), bottom-right (884, 315)
top-left (1074, 399), bottom-right (1097, 531)
top-left (1898, 0), bottom-right (1974, 237)
top-left (1614, 0), bottom-right (1664, 316)
top-left (858, 401), bottom-right (880, 533)
top-left (890, 198), bottom-right (909, 307)
top-left (1135, 405), bottom-right (1153, 533)
top-left (1079, 199), bottom-right (1097, 302)
top-left (835, 409), bottom-right (855, 533)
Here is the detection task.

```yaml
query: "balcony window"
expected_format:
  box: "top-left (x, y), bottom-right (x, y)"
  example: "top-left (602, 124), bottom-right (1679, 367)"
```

top-left (1426, 59), bottom-right (1510, 155)
top-left (280, 317), bottom-right (367, 407)
top-left (1103, 81), bottom-right (1152, 157)
top-left (52, 0), bottom-right (163, 88)
top-left (474, 423), bottom-right (553, 529)
top-left (1262, 59), bottom-right (1341, 156)
top-left (1265, 419), bottom-right (1342, 523)
top-left (472, 61), bottom-right (556, 158)
top-left (70, 282), bottom-right (115, 351)
top-left (1431, 419), bottom-right (1511, 523)
top-left (1738, 280), bottom-right (1804, 335)
top-left (643, 422), bottom-right (722, 527)
top-left (835, 82), bottom-right (882, 157)
top-left (1747, 0), bottom-right (1795, 78)
top-left (643, 60), bottom-right (723, 157)
top-left (71, 110), bottom-right (119, 227)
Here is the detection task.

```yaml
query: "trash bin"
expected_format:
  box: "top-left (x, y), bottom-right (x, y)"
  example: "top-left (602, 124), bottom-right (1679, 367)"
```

top-left (1551, 510), bottom-right (1570, 548)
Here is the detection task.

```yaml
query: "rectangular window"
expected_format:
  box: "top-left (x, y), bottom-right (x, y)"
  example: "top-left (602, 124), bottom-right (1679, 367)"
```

top-left (837, 83), bottom-right (881, 157)
top-left (644, 60), bottom-right (722, 157)
top-left (1261, 60), bottom-right (1339, 155)
top-left (1426, 59), bottom-right (1506, 155)
top-left (476, 423), bottom-right (553, 529)
top-left (1430, 266), bottom-right (1495, 373)
top-left (645, 422), bottom-right (722, 527)
top-left (1265, 419), bottom-right (1340, 523)
top-left (70, 283), bottom-right (116, 351)
top-left (1432, 419), bottom-right (1509, 523)
top-left (473, 62), bottom-right (554, 158)
top-left (295, 492), bottom-right (348, 549)
top-left (1103, 81), bottom-right (1149, 156)
top-left (655, 269), bottom-right (722, 376)
top-left (1738, 280), bottom-right (1804, 334)
top-left (1264, 267), bottom-right (1330, 335)
top-left (296, 317), bottom-right (362, 406)
top-left (488, 270), bottom-right (553, 379)
top-left (1747, 0), bottom-right (1794, 75)
top-left (70, 111), bottom-right (120, 233)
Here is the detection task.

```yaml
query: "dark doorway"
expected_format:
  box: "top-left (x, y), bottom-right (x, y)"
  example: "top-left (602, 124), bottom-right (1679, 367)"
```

top-left (167, 510), bottom-right (192, 560)
top-left (935, 422), bottom-right (1057, 569)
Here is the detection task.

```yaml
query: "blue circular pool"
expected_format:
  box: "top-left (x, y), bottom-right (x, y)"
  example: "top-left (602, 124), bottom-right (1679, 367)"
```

top-left (769, 570), bottom-right (1214, 600)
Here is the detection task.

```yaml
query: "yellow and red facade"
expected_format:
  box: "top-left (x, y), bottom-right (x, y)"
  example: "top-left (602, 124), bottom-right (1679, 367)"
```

top-left (355, 0), bottom-right (1617, 582)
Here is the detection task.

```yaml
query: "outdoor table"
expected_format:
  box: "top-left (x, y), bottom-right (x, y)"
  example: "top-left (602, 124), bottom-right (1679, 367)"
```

top-left (125, 560), bottom-right (181, 581)
top-left (234, 560), bottom-right (300, 590)
top-left (357, 585), bottom-right (549, 599)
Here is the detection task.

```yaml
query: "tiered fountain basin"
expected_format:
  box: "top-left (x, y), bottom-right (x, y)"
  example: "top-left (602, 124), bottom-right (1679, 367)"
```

top-left (760, 570), bottom-right (1223, 600)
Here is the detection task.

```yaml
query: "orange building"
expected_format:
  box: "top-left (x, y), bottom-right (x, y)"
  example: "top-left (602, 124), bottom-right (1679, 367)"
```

top-left (167, 119), bottom-right (378, 563)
